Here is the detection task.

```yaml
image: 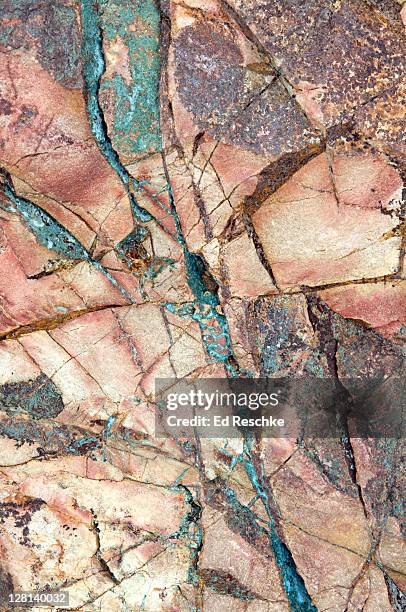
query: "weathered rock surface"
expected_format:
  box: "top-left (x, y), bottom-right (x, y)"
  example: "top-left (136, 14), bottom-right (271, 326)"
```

top-left (252, 152), bottom-right (403, 290)
top-left (0, 0), bottom-right (405, 610)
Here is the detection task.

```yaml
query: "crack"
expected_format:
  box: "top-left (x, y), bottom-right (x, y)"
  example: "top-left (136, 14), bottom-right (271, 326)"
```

top-left (386, 155), bottom-right (406, 278)
top-left (297, 273), bottom-right (403, 293)
top-left (74, 544), bottom-right (171, 609)
top-left (79, 2), bottom-right (132, 188)
top-left (112, 309), bottom-right (143, 371)
top-left (343, 538), bottom-right (380, 611)
top-left (157, 0), bottom-right (185, 154)
top-left (26, 259), bottom-right (83, 280)
top-left (32, 115), bottom-right (55, 157)
top-left (306, 295), bottom-right (339, 378)
top-left (325, 145), bottom-right (341, 209)
top-left (90, 509), bottom-right (119, 585)
top-left (192, 131), bottom-right (206, 158)
top-left (195, 140), bottom-right (219, 188)
top-left (305, 296), bottom-right (370, 521)
top-left (278, 518), bottom-right (366, 559)
top-left (11, 140), bottom-right (92, 168)
top-left (168, 483), bottom-right (203, 594)
top-left (244, 144), bottom-right (326, 215)
top-left (4, 173), bottom-right (100, 246)
top-left (0, 303), bottom-right (124, 341)
top-left (241, 81), bottom-right (274, 113)
top-left (0, 265), bottom-right (378, 347)
top-left (243, 211), bottom-right (281, 291)
top-left (186, 445), bottom-right (313, 610)
top-left (42, 330), bottom-right (115, 398)
top-left (192, 179), bottom-right (214, 242)
top-left (217, 0), bottom-right (323, 130)
top-left (161, 149), bottom-right (240, 373)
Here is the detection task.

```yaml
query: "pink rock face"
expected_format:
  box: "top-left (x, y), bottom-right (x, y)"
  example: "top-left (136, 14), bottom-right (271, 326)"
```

top-left (319, 281), bottom-right (406, 339)
top-left (0, 0), bottom-right (405, 610)
top-left (253, 153), bottom-right (403, 290)
top-left (0, 55), bottom-right (131, 249)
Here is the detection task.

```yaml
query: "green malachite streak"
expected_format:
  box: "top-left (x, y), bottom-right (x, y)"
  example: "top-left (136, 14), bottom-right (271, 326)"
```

top-left (99, 0), bottom-right (162, 156)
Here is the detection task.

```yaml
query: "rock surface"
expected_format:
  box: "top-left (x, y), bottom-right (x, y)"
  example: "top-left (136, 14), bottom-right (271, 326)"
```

top-left (0, 0), bottom-right (405, 610)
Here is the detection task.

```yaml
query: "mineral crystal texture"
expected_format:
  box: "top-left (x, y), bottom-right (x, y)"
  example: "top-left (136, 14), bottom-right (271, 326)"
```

top-left (0, 0), bottom-right (405, 610)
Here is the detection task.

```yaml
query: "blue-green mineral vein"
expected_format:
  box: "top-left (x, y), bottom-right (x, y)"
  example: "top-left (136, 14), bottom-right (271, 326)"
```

top-left (79, 1), bottom-right (318, 609)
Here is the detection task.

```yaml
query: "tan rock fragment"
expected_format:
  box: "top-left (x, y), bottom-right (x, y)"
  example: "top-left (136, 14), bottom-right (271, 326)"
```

top-left (253, 153), bottom-right (402, 290)
top-left (271, 451), bottom-right (370, 556)
top-left (222, 232), bottom-right (277, 298)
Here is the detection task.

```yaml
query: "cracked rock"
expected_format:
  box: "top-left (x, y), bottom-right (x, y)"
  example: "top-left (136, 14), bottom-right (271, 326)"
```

top-left (0, 0), bottom-right (405, 610)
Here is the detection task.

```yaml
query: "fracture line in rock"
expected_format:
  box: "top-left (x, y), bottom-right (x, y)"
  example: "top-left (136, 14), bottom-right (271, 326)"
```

top-left (0, 171), bottom-right (135, 304)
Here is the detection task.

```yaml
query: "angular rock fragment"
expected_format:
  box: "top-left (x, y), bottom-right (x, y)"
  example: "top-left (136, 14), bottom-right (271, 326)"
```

top-left (253, 152), bottom-right (403, 290)
top-left (171, 6), bottom-right (322, 155)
